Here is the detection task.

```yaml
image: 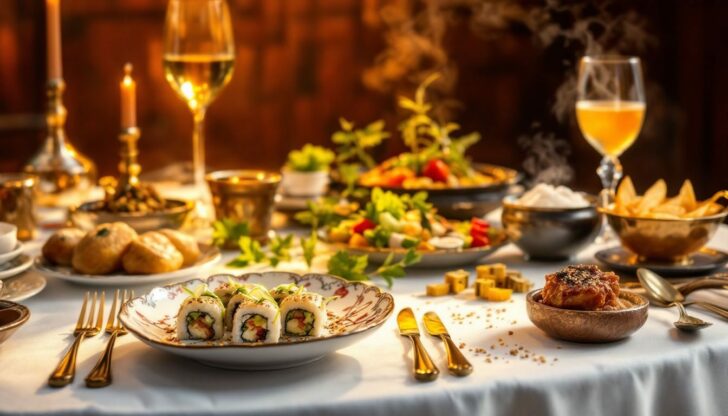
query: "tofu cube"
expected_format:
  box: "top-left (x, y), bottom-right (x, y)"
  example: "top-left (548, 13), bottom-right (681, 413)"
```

top-left (485, 287), bottom-right (512, 302)
top-left (426, 283), bottom-right (451, 297)
top-left (445, 269), bottom-right (470, 294)
top-left (474, 279), bottom-right (496, 298)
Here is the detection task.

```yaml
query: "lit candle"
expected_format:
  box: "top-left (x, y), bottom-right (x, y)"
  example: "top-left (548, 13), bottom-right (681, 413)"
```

top-left (46, 0), bottom-right (62, 80)
top-left (120, 63), bottom-right (137, 129)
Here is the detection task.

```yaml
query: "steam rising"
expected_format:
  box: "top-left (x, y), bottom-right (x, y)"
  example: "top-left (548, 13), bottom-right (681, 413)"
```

top-left (363, 0), bottom-right (655, 185)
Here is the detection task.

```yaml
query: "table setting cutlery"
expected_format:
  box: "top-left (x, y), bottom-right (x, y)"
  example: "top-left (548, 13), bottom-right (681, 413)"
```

top-left (85, 289), bottom-right (132, 388)
top-left (637, 268), bottom-right (728, 331)
top-left (397, 308), bottom-right (439, 382)
top-left (423, 312), bottom-right (472, 376)
top-left (48, 292), bottom-right (104, 387)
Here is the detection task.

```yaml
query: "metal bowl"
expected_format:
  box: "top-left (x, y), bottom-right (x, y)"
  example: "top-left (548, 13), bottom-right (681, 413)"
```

top-left (501, 195), bottom-right (600, 260)
top-left (0, 300), bottom-right (30, 346)
top-left (68, 198), bottom-right (194, 233)
top-left (603, 207), bottom-right (728, 262)
top-left (526, 289), bottom-right (648, 343)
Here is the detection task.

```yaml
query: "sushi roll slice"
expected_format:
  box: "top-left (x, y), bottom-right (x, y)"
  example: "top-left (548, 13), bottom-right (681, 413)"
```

top-left (269, 282), bottom-right (306, 304)
top-left (231, 296), bottom-right (281, 344)
top-left (279, 292), bottom-right (327, 337)
top-left (224, 283), bottom-right (271, 330)
top-left (176, 285), bottom-right (225, 341)
top-left (212, 276), bottom-right (243, 306)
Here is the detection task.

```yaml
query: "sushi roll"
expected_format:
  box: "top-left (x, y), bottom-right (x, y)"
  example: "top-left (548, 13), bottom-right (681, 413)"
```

top-left (279, 292), bottom-right (327, 337)
top-left (212, 276), bottom-right (243, 306)
top-left (176, 285), bottom-right (225, 341)
top-left (231, 296), bottom-right (281, 344)
top-left (224, 284), bottom-right (270, 330)
top-left (269, 282), bottom-right (306, 304)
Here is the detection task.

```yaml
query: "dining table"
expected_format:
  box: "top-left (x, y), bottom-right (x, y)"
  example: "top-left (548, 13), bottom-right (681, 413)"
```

top-left (1, 207), bottom-right (728, 416)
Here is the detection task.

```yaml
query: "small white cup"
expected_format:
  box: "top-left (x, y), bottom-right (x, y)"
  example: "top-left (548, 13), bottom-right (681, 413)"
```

top-left (0, 223), bottom-right (18, 255)
top-left (280, 169), bottom-right (330, 197)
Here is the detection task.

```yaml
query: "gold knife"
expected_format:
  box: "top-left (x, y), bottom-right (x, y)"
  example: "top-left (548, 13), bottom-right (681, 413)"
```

top-left (423, 311), bottom-right (473, 376)
top-left (397, 308), bottom-right (439, 381)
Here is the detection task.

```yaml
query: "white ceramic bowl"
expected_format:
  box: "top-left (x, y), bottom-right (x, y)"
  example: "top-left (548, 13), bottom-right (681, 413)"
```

top-left (0, 223), bottom-right (17, 255)
top-left (280, 170), bottom-right (330, 197)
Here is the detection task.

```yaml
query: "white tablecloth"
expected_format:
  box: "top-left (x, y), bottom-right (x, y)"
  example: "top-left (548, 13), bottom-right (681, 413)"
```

top-left (2, 225), bottom-right (728, 416)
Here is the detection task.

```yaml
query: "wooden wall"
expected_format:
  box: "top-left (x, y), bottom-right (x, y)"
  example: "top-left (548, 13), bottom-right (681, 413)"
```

top-left (0, 0), bottom-right (726, 197)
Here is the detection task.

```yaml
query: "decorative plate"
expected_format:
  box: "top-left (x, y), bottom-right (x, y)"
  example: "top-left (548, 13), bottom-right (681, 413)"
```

top-left (0, 243), bottom-right (23, 266)
top-left (33, 244), bottom-right (221, 286)
top-left (325, 228), bottom-right (509, 268)
top-left (0, 272), bottom-right (46, 302)
top-left (120, 272), bottom-right (395, 370)
top-left (595, 246), bottom-right (728, 277)
top-left (0, 255), bottom-right (33, 281)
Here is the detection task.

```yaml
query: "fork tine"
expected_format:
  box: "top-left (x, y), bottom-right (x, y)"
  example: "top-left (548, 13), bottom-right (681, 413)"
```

top-left (106, 290), bottom-right (119, 331)
top-left (75, 292), bottom-right (89, 330)
top-left (95, 292), bottom-right (105, 331)
top-left (85, 292), bottom-right (97, 328)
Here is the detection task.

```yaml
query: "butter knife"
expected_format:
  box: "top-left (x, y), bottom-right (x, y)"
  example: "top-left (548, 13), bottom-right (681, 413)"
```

top-left (423, 311), bottom-right (473, 376)
top-left (397, 308), bottom-right (439, 381)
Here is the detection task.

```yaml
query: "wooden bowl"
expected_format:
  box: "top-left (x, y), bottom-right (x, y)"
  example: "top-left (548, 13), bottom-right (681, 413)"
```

top-left (0, 300), bottom-right (30, 346)
top-left (526, 289), bottom-right (648, 343)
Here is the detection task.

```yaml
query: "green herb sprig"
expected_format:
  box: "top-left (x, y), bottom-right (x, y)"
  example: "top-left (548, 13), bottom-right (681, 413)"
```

top-left (286, 144), bottom-right (335, 172)
top-left (326, 248), bottom-right (421, 288)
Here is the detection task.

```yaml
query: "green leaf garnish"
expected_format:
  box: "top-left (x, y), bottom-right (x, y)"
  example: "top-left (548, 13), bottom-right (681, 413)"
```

top-left (286, 144), bottom-right (335, 172)
top-left (212, 219), bottom-right (250, 247)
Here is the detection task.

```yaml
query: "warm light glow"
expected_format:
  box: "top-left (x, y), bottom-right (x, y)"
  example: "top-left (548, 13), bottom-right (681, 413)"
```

top-left (120, 63), bottom-right (137, 129)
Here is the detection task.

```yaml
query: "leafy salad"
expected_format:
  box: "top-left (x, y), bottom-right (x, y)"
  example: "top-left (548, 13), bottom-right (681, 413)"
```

top-left (306, 187), bottom-right (499, 251)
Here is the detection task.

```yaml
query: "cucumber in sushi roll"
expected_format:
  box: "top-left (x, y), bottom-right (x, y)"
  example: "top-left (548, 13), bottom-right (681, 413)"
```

top-left (280, 293), bottom-right (327, 337)
top-left (231, 296), bottom-right (281, 344)
top-left (176, 285), bottom-right (225, 341)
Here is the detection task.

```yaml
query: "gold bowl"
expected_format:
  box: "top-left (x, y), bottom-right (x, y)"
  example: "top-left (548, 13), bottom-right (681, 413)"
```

top-left (69, 199), bottom-right (194, 233)
top-left (526, 289), bottom-right (648, 343)
top-left (206, 170), bottom-right (281, 246)
top-left (603, 207), bottom-right (728, 262)
top-left (0, 300), bottom-right (30, 346)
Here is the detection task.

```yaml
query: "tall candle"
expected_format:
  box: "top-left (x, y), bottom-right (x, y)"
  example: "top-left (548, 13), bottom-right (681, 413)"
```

top-left (46, 0), bottom-right (62, 80)
top-left (120, 63), bottom-right (137, 129)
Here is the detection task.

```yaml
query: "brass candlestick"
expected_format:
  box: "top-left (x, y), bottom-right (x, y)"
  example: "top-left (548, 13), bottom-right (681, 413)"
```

top-left (115, 126), bottom-right (142, 197)
top-left (24, 78), bottom-right (96, 207)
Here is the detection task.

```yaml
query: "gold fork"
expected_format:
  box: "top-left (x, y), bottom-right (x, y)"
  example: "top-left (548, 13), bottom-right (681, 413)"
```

top-left (49, 291), bottom-right (105, 387)
top-left (85, 289), bottom-right (133, 388)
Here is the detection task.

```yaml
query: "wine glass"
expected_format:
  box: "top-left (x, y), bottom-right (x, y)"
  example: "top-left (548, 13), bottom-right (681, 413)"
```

top-left (163, 0), bottom-right (235, 214)
top-left (576, 55), bottom-right (645, 236)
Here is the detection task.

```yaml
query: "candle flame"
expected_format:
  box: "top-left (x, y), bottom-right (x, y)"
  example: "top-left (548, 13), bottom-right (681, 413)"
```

top-left (123, 63), bottom-right (134, 85)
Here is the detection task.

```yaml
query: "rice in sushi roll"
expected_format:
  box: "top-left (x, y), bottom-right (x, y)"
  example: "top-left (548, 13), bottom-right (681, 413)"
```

top-left (176, 285), bottom-right (225, 341)
top-left (231, 296), bottom-right (281, 344)
top-left (279, 292), bottom-right (327, 337)
top-left (269, 282), bottom-right (306, 304)
top-left (212, 276), bottom-right (244, 306)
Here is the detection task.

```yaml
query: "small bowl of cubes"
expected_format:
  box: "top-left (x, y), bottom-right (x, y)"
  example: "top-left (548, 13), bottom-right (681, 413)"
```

top-left (425, 263), bottom-right (534, 301)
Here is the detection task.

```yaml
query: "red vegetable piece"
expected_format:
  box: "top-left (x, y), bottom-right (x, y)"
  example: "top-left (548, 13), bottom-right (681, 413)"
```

top-left (422, 159), bottom-right (450, 183)
top-left (471, 233), bottom-right (490, 248)
top-left (352, 218), bottom-right (376, 234)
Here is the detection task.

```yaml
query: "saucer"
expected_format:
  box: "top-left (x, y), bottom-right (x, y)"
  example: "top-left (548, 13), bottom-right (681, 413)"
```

top-left (0, 272), bottom-right (46, 302)
top-left (0, 243), bottom-right (23, 265)
top-left (0, 255), bottom-right (33, 280)
top-left (595, 246), bottom-right (728, 277)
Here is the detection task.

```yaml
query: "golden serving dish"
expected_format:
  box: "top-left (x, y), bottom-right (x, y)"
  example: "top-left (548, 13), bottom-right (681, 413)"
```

top-left (68, 199), bottom-right (194, 233)
top-left (603, 207), bottom-right (728, 262)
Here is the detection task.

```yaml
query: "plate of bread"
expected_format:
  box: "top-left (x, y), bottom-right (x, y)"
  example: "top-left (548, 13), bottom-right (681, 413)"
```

top-left (35, 222), bottom-right (221, 286)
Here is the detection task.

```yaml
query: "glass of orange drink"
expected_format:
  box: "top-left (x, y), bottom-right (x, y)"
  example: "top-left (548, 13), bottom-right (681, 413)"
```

top-left (576, 56), bottom-right (645, 214)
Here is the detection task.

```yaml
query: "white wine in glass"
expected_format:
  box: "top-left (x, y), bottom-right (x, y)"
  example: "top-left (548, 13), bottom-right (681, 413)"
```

top-left (576, 55), bottom-right (645, 239)
top-left (163, 0), bottom-right (235, 215)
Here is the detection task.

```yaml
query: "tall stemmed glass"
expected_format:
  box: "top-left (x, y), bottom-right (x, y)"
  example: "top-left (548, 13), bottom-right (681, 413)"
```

top-left (163, 0), bottom-right (235, 213)
top-left (576, 55), bottom-right (645, 237)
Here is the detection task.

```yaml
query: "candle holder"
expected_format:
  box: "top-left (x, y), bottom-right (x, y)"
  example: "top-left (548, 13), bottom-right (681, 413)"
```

top-left (24, 78), bottom-right (96, 207)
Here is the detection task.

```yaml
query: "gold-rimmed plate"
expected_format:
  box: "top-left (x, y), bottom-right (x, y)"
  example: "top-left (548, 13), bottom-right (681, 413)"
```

top-left (33, 244), bottom-right (221, 286)
top-left (595, 246), bottom-right (728, 277)
top-left (324, 228), bottom-right (509, 268)
top-left (119, 272), bottom-right (394, 370)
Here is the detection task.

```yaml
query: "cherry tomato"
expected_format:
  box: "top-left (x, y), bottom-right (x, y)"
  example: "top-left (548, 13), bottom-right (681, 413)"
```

top-left (422, 159), bottom-right (450, 183)
top-left (352, 218), bottom-right (376, 234)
